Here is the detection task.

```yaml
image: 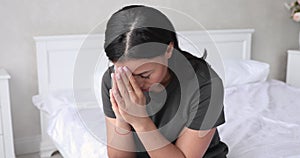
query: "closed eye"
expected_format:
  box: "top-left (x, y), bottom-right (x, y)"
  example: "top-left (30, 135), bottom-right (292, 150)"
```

top-left (133, 70), bottom-right (153, 79)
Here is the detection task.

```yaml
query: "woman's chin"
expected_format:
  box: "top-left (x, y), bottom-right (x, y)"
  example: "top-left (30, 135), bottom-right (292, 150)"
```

top-left (142, 88), bottom-right (149, 92)
top-left (148, 84), bottom-right (166, 92)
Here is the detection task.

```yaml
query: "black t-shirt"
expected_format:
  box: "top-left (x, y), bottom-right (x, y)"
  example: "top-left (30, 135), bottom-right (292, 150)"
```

top-left (101, 51), bottom-right (228, 157)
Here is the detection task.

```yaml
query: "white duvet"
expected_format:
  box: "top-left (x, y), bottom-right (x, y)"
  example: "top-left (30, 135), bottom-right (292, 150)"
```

top-left (47, 80), bottom-right (300, 158)
top-left (219, 80), bottom-right (300, 158)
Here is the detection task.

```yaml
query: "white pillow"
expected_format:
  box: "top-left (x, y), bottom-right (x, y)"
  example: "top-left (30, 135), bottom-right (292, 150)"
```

top-left (32, 89), bottom-right (100, 116)
top-left (223, 60), bottom-right (270, 88)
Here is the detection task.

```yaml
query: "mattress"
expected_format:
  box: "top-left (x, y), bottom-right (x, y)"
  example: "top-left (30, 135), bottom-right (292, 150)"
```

top-left (47, 80), bottom-right (300, 158)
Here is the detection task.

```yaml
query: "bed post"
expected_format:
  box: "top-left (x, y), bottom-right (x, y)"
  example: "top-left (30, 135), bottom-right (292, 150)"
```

top-left (34, 38), bottom-right (58, 158)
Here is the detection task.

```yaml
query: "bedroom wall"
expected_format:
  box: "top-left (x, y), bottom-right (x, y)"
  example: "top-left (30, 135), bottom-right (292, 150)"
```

top-left (0, 0), bottom-right (299, 155)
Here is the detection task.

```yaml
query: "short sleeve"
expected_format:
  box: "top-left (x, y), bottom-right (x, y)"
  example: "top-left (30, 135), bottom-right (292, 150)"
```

top-left (186, 75), bottom-right (225, 130)
top-left (101, 68), bottom-right (116, 118)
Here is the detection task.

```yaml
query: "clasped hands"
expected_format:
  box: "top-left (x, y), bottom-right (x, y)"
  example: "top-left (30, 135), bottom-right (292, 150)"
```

top-left (110, 66), bottom-right (149, 127)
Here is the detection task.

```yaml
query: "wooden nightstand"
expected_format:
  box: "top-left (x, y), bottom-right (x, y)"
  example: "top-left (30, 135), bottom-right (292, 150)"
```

top-left (286, 50), bottom-right (300, 88)
top-left (0, 69), bottom-right (15, 158)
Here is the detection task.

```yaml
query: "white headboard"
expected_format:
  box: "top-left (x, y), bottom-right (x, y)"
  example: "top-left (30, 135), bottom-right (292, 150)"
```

top-left (34, 29), bottom-right (254, 95)
top-left (33, 29), bottom-right (254, 157)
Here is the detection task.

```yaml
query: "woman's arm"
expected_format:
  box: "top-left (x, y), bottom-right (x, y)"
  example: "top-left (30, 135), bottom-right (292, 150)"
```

top-left (111, 66), bottom-right (215, 157)
top-left (132, 118), bottom-right (215, 158)
top-left (105, 117), bottom-right (136, 158)
top-left (105, 71), bottom-right (136, 158)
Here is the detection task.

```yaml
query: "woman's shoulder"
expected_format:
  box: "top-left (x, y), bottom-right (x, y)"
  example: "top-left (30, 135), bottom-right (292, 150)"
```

top-left (185, 53), bottom-right (221, 83)
top-left (179, 50), bottom-right (209, 69)
top-left (101, 66), bottom-right (113, 86)
top-left (186, 55), bottom-right (211, 78)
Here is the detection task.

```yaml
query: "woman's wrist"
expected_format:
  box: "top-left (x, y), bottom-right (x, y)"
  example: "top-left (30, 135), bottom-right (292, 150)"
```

top-left (116, 119), bottom-right (131, 131)
top-left (131, 117), bottom-right (153, 132)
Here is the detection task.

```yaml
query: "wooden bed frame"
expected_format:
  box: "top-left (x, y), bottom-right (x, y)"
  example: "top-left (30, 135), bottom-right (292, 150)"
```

top-left (33, 29), bottom-right (254, 157)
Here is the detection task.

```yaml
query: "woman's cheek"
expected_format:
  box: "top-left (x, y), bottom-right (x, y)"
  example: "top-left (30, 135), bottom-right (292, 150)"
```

top-left (149, 74), bottom-right (164, 84)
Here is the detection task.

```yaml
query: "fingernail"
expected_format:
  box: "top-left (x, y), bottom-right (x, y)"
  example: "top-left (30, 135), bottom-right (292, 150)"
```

top-left (123, 66), bottom-right (128, 72)
top-left (113, 89), bottom-right (118, 95)
top-left (116, 73), bottom-right (120, 79)
top-left (118, 67), bottom-right (122, 72)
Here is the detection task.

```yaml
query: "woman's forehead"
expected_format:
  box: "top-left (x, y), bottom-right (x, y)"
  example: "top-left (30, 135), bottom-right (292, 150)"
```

top-left (114, 56), bottom-right (165, 72)
top-left (114, 59), bottom-right (153, 72)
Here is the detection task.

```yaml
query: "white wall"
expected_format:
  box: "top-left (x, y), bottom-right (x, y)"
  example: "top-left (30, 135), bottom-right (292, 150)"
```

top-left (0, 0), bottom-right (299, 155)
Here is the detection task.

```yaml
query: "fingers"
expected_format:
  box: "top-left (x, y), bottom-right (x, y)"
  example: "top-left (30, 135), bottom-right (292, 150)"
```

top-left (109, 89), bottom-right (118, 112)
top-left (115, 67), bottom-right (131, 102)
top-left (112, 85), bottom-right (126, 111)
top-left (119, 67), bottom-right (139, 102)
top-left (110, 89), bottom-right (126, 122)
top-left (123, 66), bottom-right (144, 97)
top-left (111, 66), bottom-right (148, 119)
top-left (111, 72), bottom-right (126, 110)
top-left (111, 73), bottom-right (118, 95)
top-left (116, 67), bottom-right (135, 102)
top-left (119, 67), bottom-right (134, 93)
top-left (110, 73), bottom-right (118, 112)
top-left (113, 66), bottom-right (145, 107)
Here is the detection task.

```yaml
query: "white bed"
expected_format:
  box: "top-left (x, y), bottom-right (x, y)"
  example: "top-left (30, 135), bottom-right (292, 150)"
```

top-left (32, 29), bottom-right (300, 158)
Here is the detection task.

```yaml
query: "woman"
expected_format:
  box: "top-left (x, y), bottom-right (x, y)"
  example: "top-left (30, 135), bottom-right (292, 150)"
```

top-left (101, 5), bottom-right (228, 158)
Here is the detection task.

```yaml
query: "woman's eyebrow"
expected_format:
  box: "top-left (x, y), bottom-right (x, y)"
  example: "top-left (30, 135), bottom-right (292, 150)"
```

top-left (132, 70), bottom-right (152, 76)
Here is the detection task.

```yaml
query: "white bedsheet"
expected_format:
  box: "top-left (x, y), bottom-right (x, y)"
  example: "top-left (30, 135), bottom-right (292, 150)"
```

top-left (47, 80), bottom-right (300, 158)
top-left (47, 107), bottom-right (108, 158)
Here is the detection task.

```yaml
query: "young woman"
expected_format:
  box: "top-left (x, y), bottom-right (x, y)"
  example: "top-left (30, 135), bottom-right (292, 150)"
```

top-left (101, 5), bottom-right (228, 158)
